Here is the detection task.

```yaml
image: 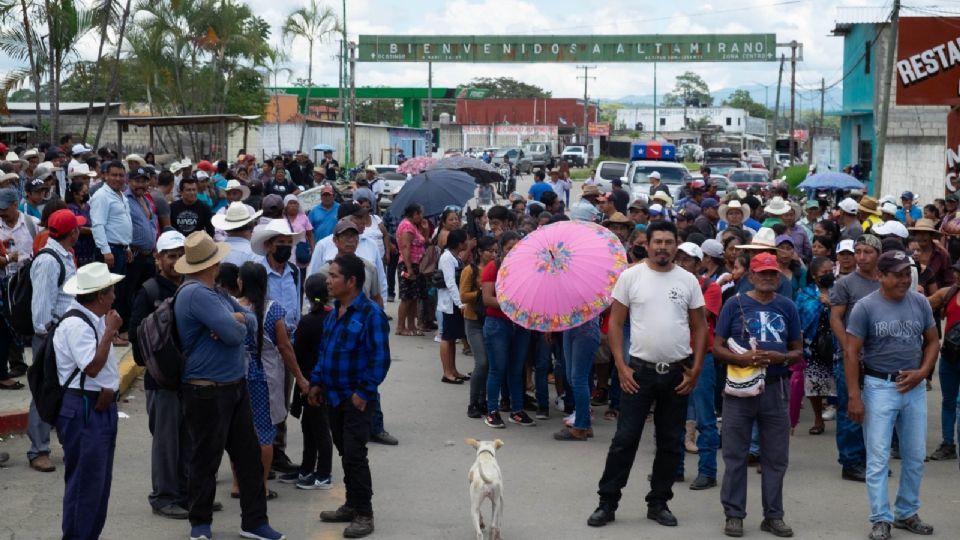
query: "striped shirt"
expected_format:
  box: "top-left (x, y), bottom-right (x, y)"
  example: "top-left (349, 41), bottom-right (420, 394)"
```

top-left (309, 292), bottom-right (390, 407)
top-left (30, 239), bottom-right (77, 334)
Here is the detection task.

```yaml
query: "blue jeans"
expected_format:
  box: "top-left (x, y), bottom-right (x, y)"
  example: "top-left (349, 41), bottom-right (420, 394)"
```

top-left (483, 317), bottom-right (530, 414)
top-left (692, 353), bottom-right (720, 478)
top-left (938, 358), bottom-right (960, 445)
top-left (862, 376), bottom-right (927, 524)
top-left (27, 335), bottom-right (51, 461)
top-left (534, 333), bottom-right (561, 410)
top-left (563, 319), bottom-right (600, 429)
top-left (835, 356), bottom-right (867, 467)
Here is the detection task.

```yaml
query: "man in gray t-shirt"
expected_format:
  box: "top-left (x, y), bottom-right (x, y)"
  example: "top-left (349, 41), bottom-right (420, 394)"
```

top-left (842, 250), bottom-right (939, 539)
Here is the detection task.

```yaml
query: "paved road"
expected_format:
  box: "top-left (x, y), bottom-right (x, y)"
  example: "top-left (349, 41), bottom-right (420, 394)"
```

top-left (2, 175), bottom-right (960, 539)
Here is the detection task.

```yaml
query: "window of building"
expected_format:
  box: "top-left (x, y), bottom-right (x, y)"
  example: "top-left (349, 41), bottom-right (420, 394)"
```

top-left (659, 118), bottom-right (666, 126)
top-left (726, 117), bottom-right (732, 126)
top-left (737, 118), bottom-right (741, 126)
top-left (865, 42), bottom-right (871, 74)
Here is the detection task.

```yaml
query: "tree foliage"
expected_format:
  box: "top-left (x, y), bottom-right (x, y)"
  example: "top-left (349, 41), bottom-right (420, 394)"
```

top-left (468, 77), bottom-right (551, 99)
top-left (722, 89), bottom-right (770, 119)
top-left (662, 71), bottom-right (713, 108)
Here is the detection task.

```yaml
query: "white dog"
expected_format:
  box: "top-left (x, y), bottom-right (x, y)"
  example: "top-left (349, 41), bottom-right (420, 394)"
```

top-left (466, 438), bottom-right (504, 540)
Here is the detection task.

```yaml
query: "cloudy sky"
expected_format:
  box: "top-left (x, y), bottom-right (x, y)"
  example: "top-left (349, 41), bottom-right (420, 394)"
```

top-left (3, 0), bottom-right (909, 107)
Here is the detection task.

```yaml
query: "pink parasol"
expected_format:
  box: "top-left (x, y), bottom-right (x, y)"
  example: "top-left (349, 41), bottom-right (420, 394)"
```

top-left (397, 155), bottom-right (436, 175)
top-left (496, 221), bottom-right (628, 332)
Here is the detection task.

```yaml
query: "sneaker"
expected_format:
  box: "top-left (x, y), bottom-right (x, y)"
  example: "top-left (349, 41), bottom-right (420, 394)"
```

top-left (536, 407), bottom-right (550, 420)
top-left (821, 405), bottom-right (836, 421)
top-left (297, 474), bottom-right (332, 490)
top-left (277, 471), bottom-right (304, 484)
top-left (928, 442), bottom-right (957, 461)
top-left (484, 412), bottom-right (505, 429)
top-left (190, 524), bottom-right (213, 540)
top-left (467, 402), bottom-right (484, 419)
top-left (563, 409), bottom-right (593, 427)
top-left (370, 431), bottom-right (399, 446)
top-left (239, 523), bottom-right (286, 540)
top-left (508, 410), bottom-right (536, 426)
top-left (554, 394), bottom-right (567, 412)
top-left (590, 388), bottom-right (609, 406)
top-left (433, 333), bottom-right (441, 343)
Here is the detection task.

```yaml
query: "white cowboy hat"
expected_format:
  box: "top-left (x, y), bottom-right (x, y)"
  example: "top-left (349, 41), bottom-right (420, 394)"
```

top-left (651, 190), bottom-right (673, 207)
top-left (212, 201), bottom-right (262, 231)
top-left (174, 231), bottom-right (231, 274)
top-left (39, 160), bottom-right (62, 171)
top-left (21, 149), bottom-right (39, 160)
top-left (250, 218), bottom-right (305, 256)
top-left (737, 227), bottom-right (778, 250)
top-left (63, 262), bottom-right (125, 296)
top-left (764, 196), bottom-right (791, 216)
top-left (0, 172), bottom-right (20, 185)
top-left (4, 151), bottom-right (26, 166)
top-left (718, 200), bottom-right (751, 222)
top-left (224, 179), bottom-right (250, 200)
top-left (68, 163), bottom-right (98, 178)
top-left (125, 153), bottom-right (146, 167)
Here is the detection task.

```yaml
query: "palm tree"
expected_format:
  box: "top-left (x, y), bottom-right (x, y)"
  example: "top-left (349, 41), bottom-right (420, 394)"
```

top-left (281, 0), bottom-right (339, 152)
top-left (258, 48), bottom-right (292, 156)
top-left (0, 0), bottom-right (44, 131)
top-left (92, 0), bottom-right (132, 147)
top-left (82, 0), bottom-right (118, 140)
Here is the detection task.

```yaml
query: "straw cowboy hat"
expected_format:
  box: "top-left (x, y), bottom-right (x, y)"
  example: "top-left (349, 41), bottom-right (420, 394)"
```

top-left (224, 179), bottom-right (251, 200)
top-left (581, 184), bottom-right (602, 198)
top-left (764, 196), bottom-right (791, 216)
top-left (737, 227), bottom-right (778, 250)
top-left (858, 195), bottom-right (882, 216)
top-left (250, 218), bottom-right (305, 256)
top-left (602, 212), bottom-right (632, 227)
top-left (63, 262), bottom-right (124, 296)
top-left (908, 218), bottom-right (942, 235)
top-left (174, 231), bottom-right (231, 274)
top-left (69, 163), bottom-right (98, 178)
top-left (212, 201), bottom-right (262, 231)
top-left (719, 200), bottom-right (751, 222)
top-left (651, 190), bottom-right (673, 207)
top-left (125, 153), bottom-right (146, 167)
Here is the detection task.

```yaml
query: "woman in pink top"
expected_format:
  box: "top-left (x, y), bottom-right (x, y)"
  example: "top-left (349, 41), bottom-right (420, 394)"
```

top-left (397, 203), bottom-right (427, 335)
top-left (283, 195), bottom-right (314, 268)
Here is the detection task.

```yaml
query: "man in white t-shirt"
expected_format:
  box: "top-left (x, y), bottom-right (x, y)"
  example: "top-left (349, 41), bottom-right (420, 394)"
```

top-left (588, 220), bottom-right (708, 530)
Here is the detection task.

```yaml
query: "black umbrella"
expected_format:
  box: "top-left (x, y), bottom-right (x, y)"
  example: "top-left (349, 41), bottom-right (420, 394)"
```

top-left (387, 169), bottom-right (478, 219)
top-left (426, 155), bottom-right (504, 184)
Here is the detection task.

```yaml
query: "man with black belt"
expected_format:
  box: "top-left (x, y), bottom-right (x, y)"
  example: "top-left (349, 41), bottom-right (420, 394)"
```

top-left (124, 167), bottom-right (158, 317)
top-left (587, 220), bottom-right (707, 529)
top-left (714, 252), bottom-right (802, 538)
top-left (845, 250), bottom-right (939, 540)
top-left (54, 262), bottom-right (124, 539)
top-left (90, 160), bottom-right (133, 345)
top-left (174, 232), bottom-right (285, 540)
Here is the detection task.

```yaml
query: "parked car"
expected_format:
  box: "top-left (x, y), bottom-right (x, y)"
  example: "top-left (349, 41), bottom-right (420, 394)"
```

top-left (592, 161), bottom-right (629, 191)
top-left (728, 168), bottom-right (771, 190)
top-left (561, 145), bottom-right (588, 167)
top-left (620, 160), bottom-right (692, 202)
top-left (523, 142), bottom-right (554, 169)
top-left (686, 173), bottom-right (731, 199)
top-left (377, 172), bottom-right (408, 209)
top-left (705, 160), bottom-right (746, 178)
top-left (372, 164), bottom-right (398, 175)
top-left (491, 147), bottom-right (530, 173)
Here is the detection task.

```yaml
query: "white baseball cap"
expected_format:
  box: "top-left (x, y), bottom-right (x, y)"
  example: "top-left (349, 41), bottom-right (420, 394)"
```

top-left (649, 171), bottom-right (661, 180)
top-left (701, 238), bottom-right (724, 259)
top-left (872, 220), bottom-right (909, 239)
top-left (837, 239), bottom-right (856, 254)
top-left (677, 242), bottom-right (703, 261)
top-left (838, 197), bottom-right (859, 215)
top-left (880, 201), bottom-right (898, 216)
top-left (156, 230), bottom-right (186, 252)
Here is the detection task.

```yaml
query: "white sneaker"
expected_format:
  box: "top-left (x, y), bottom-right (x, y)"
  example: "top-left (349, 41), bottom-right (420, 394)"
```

top-left (554, 395), bottom-right (567, 412)
top-left (822, 405), bottom-right (836, 421)
top-left (563, 411), bottom-right (576, 427)
top-left (433, 333), bottom-right (441, 343)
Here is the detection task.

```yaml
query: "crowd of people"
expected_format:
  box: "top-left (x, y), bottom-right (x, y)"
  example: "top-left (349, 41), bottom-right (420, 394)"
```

top-left (0, 135), bottom-right (957, 540)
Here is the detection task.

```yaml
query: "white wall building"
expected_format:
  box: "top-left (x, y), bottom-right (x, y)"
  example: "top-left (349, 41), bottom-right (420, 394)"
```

top-left (615, 106), bottom-right (765, 136)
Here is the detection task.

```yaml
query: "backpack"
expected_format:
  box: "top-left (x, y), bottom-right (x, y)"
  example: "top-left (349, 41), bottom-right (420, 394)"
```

top-left (27, 309), bottom-right (96, 425)
top-left (941, 286), bottom-right (960, 361)
top-left (7, 248), bottom-right (66, 336)
top-left (135, 281), bottom-right (198, 390)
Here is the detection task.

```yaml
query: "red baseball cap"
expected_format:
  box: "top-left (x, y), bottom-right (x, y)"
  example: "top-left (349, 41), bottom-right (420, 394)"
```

top-left (0, 143), bottom-right (7, 154)
top-left (196, 160), bottom-right (216, 173)
top-left (47, 209), bottom-right (87, 238)
top-left (749, 252), bottom-right (780, 273)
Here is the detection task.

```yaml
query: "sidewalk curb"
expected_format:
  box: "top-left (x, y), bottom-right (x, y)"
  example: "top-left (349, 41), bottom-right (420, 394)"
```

top-left (0, 350), bottom-right (140, 436)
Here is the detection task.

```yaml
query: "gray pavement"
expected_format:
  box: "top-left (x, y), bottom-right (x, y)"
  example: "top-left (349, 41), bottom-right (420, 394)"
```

top-left (1, 301), bottom-right (959, 539)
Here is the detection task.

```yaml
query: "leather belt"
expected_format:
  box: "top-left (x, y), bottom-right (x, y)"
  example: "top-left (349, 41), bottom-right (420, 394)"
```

top-left (864, 367), bottom-right (900, 382)
top-left (65, 388), bottom-right (101, 400)
top-left (185, 378), bottom-right (243, 387)
top-left (631, 356), bottom-right (691, 375)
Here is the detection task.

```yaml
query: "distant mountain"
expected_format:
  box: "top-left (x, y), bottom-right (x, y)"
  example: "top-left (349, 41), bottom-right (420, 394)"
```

top-left (600, 84), bottom-right (842, 111)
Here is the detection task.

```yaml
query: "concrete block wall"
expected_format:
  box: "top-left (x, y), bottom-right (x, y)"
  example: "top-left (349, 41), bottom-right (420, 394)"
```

top-left (879, 137), bottom-right (945, 205)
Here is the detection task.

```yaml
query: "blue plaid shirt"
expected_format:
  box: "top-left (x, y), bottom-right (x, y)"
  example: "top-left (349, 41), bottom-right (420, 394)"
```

top-left (309, 292), bottom-right (390, 406)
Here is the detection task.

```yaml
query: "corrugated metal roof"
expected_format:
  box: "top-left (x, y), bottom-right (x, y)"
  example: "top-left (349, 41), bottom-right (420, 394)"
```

top-left (835, 6), bottom-right (891, 25)
top-left (5, 102), bottom-right (118, 112)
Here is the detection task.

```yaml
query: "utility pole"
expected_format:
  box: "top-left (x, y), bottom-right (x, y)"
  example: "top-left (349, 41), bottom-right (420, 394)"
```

top-left (769, 54), bottom-right (785, 171)
top-left (653, 61), bottom-right (658, 138)
top-left (341, 0), bottom-right (350, 166)
top-left (427, 61), bottom-right (433, 155)
top-left (875, 0), bottom-right (900, 195)
top-left (577, 65), bottom-right (596, 150)
top-left (789, 40), bottom-right (798, 166)
top-left (349, 41), bottom-right (356, 165)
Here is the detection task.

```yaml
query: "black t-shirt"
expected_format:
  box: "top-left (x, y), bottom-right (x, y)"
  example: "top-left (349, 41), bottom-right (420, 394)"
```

top-left (170, 199), bottom-right (214, 237)
top-left (320, 158), bottom-right (340, 181)
top-left (610, 188), bottom-right (630, 214)
top-left (265, 179), bottom-right (295, 197)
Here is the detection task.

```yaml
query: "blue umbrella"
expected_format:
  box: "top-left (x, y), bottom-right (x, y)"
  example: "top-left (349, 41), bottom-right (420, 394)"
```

top-left (797, 172), bottom-right (865, 191)
top-left (312, 143), bottom-right (335, 152)
top-left (387, 169), bottom-right (477, 219)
